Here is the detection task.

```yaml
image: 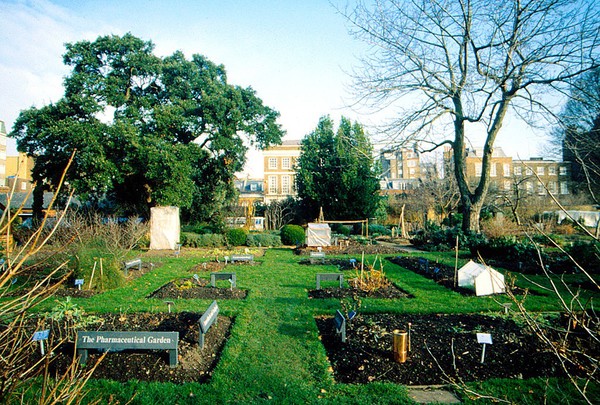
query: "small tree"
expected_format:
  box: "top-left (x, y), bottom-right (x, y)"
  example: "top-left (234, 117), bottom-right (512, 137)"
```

top-left (295, 116), bottom-right (382, 221)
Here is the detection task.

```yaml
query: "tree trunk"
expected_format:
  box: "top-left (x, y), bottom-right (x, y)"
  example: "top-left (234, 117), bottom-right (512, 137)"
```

top-left (462, 200), bottom-right (483, 233)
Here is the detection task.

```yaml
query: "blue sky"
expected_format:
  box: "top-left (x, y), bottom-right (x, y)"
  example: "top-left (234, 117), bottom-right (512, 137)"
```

top-left (0, 0), bottom-right (547, 175)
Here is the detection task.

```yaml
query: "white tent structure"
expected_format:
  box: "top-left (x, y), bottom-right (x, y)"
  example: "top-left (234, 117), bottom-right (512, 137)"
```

top-left (306, 223), bottom-right (331, 247)
top-left (458, 260), bottom-right (505, 296)
top-left (150, 206), bottom-right (180, 250)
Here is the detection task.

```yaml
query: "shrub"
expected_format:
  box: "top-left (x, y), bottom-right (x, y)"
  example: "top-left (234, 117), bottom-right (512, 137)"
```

top-left (567, 240), bottom-right (600, 273)
top-left (73, 246), bottom-right (126, 291)
top-left (180, 232), bottom-right (225, 247)
top-left (280, 224), bottom-right (305, 246)
top-left (226, 228), bottom-right (248, 246)
top-left (368, 224), bottom-right (391, 237)
top-left (331, 223), bottom-right (351, 236)
top-left (246, 233), bottom-right (282, 247)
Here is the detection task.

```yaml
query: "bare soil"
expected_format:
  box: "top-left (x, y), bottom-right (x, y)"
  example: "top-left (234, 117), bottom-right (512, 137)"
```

top-left (148, 278), bottom-right (248, 300)
top-left (308, 280), bottom-right (412, 299)
top-left (316, 312), bottom-right (591, 385)
top-left (43, 312), bottom-right (232, 383)
top-left (295, 240), bottom-right (403, 256)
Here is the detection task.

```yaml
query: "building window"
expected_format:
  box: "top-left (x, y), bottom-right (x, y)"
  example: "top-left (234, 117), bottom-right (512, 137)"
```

top-left (282, 175), bottom-right (290, 194)
top-left (21, 182), bottom-right (27, 191)
top-left (409, 168), bottom-right (415, 175)
top-left (537, 183), bottom-right (545, 195)
top-left (405, 151), bottom-right (414, 158)
top-left (490, 163), bottom-right (497, 177)
top-left (537, 166), bottom-right (545, 176)
top-left (407, 160), bottom-right (416, 167)
top-left (250, 183), bottom-right (257, 191)
top-left (282, 157), bottom-right (290, 169)
top-left (475, 163), bottom-right (482, 177)
top-left (268, 158), bottom-right (277, 169)
top-left (548, 181), bottom-right (557, 194)
top-left (549, 166), bottom-right (556, 176)
top-left (503, 164), bottom-right (510, 177)
top-left (514, 166), bottom-right (522, 176)
top-left (268, 176), bottom-right (277, 194)
top-left (560, 181), bottom-right (569, 194)
top-left (503, 180), bottom-right (511, 190)
top-left (559, 166), bottom-right (568, 176)
top-left (526, 167), bottom-right (533, 175)
top-left (526, 182), bottom-right (533, 193)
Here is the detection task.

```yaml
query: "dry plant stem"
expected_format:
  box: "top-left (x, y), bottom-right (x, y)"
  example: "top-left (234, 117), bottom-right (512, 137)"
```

top-left (506, 286), bottom-right (597, 404)
top-left (423, 341), bottom-right (510, 404)
top-left (0, 151), bottom-right (114, 404)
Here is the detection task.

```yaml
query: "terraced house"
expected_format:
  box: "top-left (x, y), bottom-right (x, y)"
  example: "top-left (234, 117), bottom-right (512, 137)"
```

top-left (262, 140), bottom-right (301, 203)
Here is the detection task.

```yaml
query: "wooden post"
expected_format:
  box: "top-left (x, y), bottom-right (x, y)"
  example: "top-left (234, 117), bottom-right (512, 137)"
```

top-left (454, 235), bottom-right (459, 288)
top-left (88, 260), bottom-right (97, 289)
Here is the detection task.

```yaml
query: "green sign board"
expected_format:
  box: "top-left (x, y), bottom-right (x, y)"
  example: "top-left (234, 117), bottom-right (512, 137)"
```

top-left (76, 331), bottom-right (179, 367)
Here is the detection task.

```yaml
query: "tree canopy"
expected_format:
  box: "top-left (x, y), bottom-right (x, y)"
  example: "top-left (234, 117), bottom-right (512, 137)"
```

top-left (345, 0), bottom-right (600, 231)
top-left (12, 33), bottom-right (284, 222)
top-left (295, 116), bottom-right (382, 221)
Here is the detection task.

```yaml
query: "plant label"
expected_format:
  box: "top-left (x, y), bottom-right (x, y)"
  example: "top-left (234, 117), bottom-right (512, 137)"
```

top-left (316, 273), bottom-right (344, 290)
top-left (210, 272), bottom-right (236, 288)
top-left (199, 300), bottom-right (219, 349)
top-left (75, 279), bottom-right (84, 290)
top-left (32, 330), bottom-right (50, 341)
top-left (476, 333), bottom-right (493, 344)
top-left (33, 329), bottom-right (50, 355)
top-left (334, 310), bottom-right (346, 343)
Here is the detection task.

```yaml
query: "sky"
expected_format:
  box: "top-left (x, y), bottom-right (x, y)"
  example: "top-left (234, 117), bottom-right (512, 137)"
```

top-left (0, 0), bottom-right (550, 177)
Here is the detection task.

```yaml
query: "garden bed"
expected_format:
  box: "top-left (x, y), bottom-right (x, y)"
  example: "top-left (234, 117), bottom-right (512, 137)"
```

top-left (295, 241), bottom-right (402, 256)
top-left (388, 256), bottom-right (535, 296)
top-left (148, 278), bottom-right (248, 300)
top-left (308, 279), bottom-right (412, 299)
top-left (46, 312), bottom-right (232, 383)
top-left (316, 312), bottom-right (586, 385)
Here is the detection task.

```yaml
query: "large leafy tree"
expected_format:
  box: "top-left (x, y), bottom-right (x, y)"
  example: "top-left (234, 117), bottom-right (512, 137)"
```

top-left (12, 33), bottom-right (283, 221)
top-left (295, 116), bottom-right (381, 221)
top-left (344, 0), bottom-right (600, 232)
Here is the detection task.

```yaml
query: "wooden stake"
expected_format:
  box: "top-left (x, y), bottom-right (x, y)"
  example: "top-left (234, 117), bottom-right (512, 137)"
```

top-left (100, 257), bottom-right (104, 290)
top-left (88, 260), bottom-right (97, 289)
top-left (454, 235), bottom-right (459, 288)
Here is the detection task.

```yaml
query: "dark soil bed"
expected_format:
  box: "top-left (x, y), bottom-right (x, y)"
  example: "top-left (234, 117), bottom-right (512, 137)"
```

top-left (188, 261), bottom-right (227, 273)
top-left (148, 278), bottom-right (248, 300)
top-left (388, 256), bottom-right (536, 296)
top-left (299, 258), bottom-right (362, 270)
top-left (308, 280), bottom-right (412, 299)
top-left (295, 241), bottom-right (402, 256)
top-left (316, 313), bottom-right (589, 385)
top-left (45, 312), bottom-right (232, 383)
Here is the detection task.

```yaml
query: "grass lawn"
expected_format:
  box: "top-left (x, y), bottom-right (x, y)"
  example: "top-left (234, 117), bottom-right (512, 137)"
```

top-left (21, 247), bottom-right (600, 404)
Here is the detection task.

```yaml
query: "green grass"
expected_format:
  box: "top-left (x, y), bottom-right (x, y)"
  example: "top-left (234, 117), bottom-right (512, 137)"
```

top-left (19, 247), bottom-right (600, 404)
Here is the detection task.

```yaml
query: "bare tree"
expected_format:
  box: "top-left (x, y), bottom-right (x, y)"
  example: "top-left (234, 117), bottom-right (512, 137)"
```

top-left (555, 68), bottom-right (600, 204)
top-left (343, 0), bottom-right (600, 232)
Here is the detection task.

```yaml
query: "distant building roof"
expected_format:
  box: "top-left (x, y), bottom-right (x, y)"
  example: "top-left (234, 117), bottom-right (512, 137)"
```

top-left (0, 191), bottom-right (55, 212)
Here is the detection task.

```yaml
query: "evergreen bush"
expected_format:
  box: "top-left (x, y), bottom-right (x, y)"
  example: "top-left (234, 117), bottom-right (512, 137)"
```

top-left (226, 228), bottom-right (248, 246)
top-left (280, 224), bottom-right (305, 246)
top-left (246, 233), bottom-right (282, 247)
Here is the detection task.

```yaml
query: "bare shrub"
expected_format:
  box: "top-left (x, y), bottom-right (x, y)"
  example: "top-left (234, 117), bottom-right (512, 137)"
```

top-left (0, 154), bottom-right (107, 403)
